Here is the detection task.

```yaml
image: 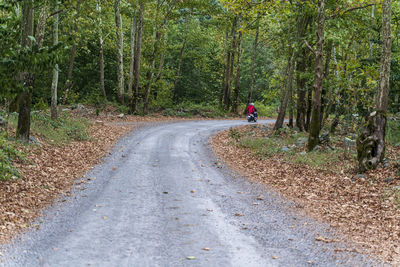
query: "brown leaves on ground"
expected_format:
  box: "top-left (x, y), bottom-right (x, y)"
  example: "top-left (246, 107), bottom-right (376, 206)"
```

top-left (211, 125), bottom-right (400, 265)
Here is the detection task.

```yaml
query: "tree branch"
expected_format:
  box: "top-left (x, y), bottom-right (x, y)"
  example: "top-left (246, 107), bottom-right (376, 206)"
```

top-left (329, 3), bottom-right (376, 19)
top-left (304, 40), bottom-right (316, 56)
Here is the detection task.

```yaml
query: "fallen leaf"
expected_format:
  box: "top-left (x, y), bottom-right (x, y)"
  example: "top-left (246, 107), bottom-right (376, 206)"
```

top-left (186, 256), bottom-right (196, 260)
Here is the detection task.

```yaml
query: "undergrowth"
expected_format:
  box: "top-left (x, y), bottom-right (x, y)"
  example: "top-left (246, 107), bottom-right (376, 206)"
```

top-left (7, 111), bottom-right (90, 144)
top-left (237, 127), bottom-right (354, 172)
top-left (0, 133), bottom-right (25, 180)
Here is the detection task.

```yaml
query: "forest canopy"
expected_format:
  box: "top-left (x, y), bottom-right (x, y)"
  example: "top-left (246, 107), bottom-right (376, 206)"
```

top-left (0, 0), bottom-right (399, 171)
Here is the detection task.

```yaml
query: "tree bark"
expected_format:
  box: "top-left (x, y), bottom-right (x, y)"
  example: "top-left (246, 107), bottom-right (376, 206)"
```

top-left (223, 16), bottom-right (238, 110)
top-left (128, 12), bottom-right (137, 98)
top-left (64, 0), bottom-right (81, 101)
top-left (246, 14), bottom-right (260, 108)
top-left (35, 1), bottom-right (49, 48)
top-left (323, 45), bottom-right (338, 127)
top-left (307, 0), bottom-right (325, 151)
top-left (357, 0), bottom-right (392, 172)
top-left (319, 40), bottom-right (332, 128)
top-left (51, 0), bottom-right (59, 120)
top-left (274, 48), bottom-right (295, 131)
top-left (17, 0), bottom-right (34, 141)
top-left (97, 0), bottom-right (106, 98)
top-left (232, 20), bottom-right (242, 114)
top-left (131, 1), bottom-right (144, 114)
top-left (296, 47), bottom-right (307, 131)
top-left (115, 0), bottom-right (124, 104)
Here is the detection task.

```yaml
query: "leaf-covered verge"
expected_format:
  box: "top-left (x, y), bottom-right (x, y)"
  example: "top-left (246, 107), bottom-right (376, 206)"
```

top-left (0, 107), bottom-right (212, 245)
top-left (212, 124), bottom-right (400, 265)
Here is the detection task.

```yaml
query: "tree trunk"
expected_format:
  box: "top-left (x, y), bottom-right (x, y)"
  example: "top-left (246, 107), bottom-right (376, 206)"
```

top-left (115, 0), bottom-right (124, 104)
top-left (35, 1), bottom-right (49, 48)
top-left (246, 14), bottom-right (260, 108)
top-left (16, 0), bottom-right (34, 141)
top-left (307, 0), bottom-right (325, 151)
top-left (274, 48), bottom-right (295, 131)
top-left (97, 0), bottom-right (106, 98)
top-left (220, 26), bottom-right (229, 106)
top-left (357, 0), bottom-right (392, 172)
top-left (173, 16), bottom-right (189, 102)
top-left (223, 16), bottom-right (238, 110)
top-left (64, 0), bottom-right (81, 101)
top-left (232, 21), bottom-right (242, 114)
top-left (296, 47), bottom-right (307, 131)
top-left (131, 1), bottom-right (144, 114)
top-left (144, 0), bottom-right (168, 114)
top-left (51, 0), bottom-right (59, 120)
top-left (155, 31), bottom-right (168, 82)
top-left (323, 45), bottom-right (339, 127)
top-left (319, 40), bottom-right (332, 128)
top-left (288, 83), bottom-right (294, 128)
top-left (128, 12), bottom-right (137, 98)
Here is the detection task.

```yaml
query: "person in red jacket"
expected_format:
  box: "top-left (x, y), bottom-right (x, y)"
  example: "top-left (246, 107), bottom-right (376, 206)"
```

top-left (246, 103), bottom-right (258, 120)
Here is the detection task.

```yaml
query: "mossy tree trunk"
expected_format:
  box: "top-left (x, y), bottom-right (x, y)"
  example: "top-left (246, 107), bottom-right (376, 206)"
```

top-left (357, 0), bottom-right (392, 172)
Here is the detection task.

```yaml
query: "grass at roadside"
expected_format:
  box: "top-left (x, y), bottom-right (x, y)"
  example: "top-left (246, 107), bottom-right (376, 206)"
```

top-left (0, 133), bottom-right (25, 180)
top-left (232, 126), bottom-right (353, 173)
top-left (5, 111), bottom-right (90, 145)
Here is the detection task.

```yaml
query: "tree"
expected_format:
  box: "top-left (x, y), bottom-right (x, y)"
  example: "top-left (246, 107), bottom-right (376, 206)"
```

top-left (128, 10), bottom-right (137, 98)
top-left (307, 0), bottom-right (325, 151)
top-left (16, 0), bottom-right (34, 141)
top-left (131, 1), bottom-right (144, 114)
top-left (97, 0), bottom-right (106, 98)
top-left (64, 0), bottom-right (82, 102)
top-left (114, 0), bottom-right (124, 104)
top-left (357, 0), bottom-right (392, 172)
top-left (246, 13), bottom-right (260, 108)
top-left (51, 0), bottom-right (60, 120)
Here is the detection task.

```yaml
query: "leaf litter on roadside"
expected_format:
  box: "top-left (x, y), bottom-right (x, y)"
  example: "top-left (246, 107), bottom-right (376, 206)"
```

top-left (211, 125), bottom-right (400, 265)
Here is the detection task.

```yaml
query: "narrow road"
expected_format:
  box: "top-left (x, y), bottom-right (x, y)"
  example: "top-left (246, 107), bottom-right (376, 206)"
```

top-left (3, 120), bottom-right (375, 266)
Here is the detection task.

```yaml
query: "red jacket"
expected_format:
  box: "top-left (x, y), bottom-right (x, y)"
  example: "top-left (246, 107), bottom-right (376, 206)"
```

top-left (246, 105), bottom-right (255, 115)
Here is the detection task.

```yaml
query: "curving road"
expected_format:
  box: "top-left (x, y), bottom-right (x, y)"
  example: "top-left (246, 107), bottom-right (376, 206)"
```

top-left (2, 120), bottom-right (375, 267)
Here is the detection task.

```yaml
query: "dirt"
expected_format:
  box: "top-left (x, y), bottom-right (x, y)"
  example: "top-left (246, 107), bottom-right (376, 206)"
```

top-left (211, 124), bottom-right (400, 265)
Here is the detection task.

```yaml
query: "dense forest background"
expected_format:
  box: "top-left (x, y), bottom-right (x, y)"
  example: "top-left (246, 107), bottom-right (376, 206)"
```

top-left (0, 0), bottom-right (399, 171)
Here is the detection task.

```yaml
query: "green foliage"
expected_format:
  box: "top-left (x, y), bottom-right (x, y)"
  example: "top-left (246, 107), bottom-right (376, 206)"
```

top-left (387, 119), bottom-right (400, 146)
top-left (0, 133), bottom-right (25, 180)
top-left (229, 127), bottom-right (241, 142)
top-left (161, 102), bottom-right (229, 118)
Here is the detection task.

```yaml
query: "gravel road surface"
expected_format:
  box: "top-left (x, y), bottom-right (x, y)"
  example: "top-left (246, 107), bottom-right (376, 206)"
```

top-left (2, 120), bottom-right (377, 267)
